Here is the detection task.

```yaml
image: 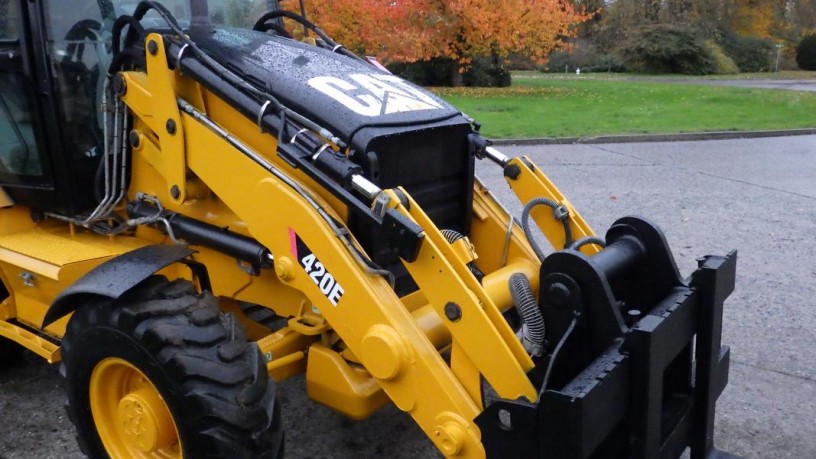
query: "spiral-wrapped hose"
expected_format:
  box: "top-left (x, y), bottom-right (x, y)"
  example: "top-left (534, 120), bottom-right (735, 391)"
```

top-left (509, 273), bottom-right (545, 357)
top-left (441, 229), bottom-right (466, 244)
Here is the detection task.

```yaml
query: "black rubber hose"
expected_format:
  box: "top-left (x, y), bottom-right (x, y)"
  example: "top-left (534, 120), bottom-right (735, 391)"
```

top-left (253, 10), bottom-right (367, 63)
top-left (509, 273), bottom-right (545, 356)
top-left (255, 22), bottom-right (293, 39)
top-left (521, 197), bottom-right (572, 261)
top-left (253, 10), bottom-right (335, 47)
top-left (568, 236), bottom-right (607, 251)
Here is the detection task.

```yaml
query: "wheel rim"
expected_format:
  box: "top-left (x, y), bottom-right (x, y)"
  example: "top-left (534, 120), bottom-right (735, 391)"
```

top-left (90, 357), bottom-right (182, 458)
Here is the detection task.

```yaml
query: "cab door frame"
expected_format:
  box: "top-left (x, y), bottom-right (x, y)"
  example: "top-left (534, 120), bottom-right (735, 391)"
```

top-left (0, 0), bottom-right (101, 215)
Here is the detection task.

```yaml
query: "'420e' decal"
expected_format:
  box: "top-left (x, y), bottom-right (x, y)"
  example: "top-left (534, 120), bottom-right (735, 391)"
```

top-left (289, 229), bottom-right (345, 306)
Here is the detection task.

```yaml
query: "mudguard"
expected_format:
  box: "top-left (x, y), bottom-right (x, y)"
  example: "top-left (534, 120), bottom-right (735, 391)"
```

top-left (42, 245), bottom-right (193, 327)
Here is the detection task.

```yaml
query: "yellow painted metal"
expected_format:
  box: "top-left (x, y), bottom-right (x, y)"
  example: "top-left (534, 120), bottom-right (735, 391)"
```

top-left (0, 188), bottom-right (13, 208)
top-left (0, 206), bottom-right (37, 237)
top-left (504, 157), bottom-right (601, 255)
top-left (450, 341), bottom-right (483, 408)
top-left (470, 178), bottom-right (539, 272)
top-left (408, 260), bottom-right (538, 354)
top-left (411, 304), bottom-right (449, 350)
top-left (0, 228), bottom-right (144, 271)
top-left (144, 34), bottom-right (187, 205)
top-left (256, 326), bottom-right (317, 382)
top-left (0, 290), bottom-right (12, 320)
top-left (0, 319), bottom-right (60, 362)
top-left (90, 357), bottom-right (182, 458)
top-left (449, 236), bottom-right (478, 265)
top-left (288, 312), bottom-right (332, 336)
top-left (391, 189), bottom-right (537, 402)
top-left (266, 350), bottom-right (305, 374)
top-left (481, 260), bottom-right (540, 314)
top-left (306, 343), bottom-right (389, 420)
top-left (0, 225), bottom-right (149, 338)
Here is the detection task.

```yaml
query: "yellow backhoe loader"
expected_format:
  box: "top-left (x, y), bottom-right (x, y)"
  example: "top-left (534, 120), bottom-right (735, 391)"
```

top-left (0, 1), bottom-right (738, 457)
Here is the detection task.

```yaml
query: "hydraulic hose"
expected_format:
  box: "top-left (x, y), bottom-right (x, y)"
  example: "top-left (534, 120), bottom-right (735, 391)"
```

top-left (521, 197), bottom-right (572, 261)
top-left (509, 273), bottom-right (545, 357)
top-left (441, 229), bottom-right (466, 244)
top-left (442, 229), bottom-right (485, 282)
top-left (568, 236), bottom-right (607, 251)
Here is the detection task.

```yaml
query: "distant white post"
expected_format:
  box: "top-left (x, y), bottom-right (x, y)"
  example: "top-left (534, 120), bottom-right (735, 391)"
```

top-left (775, 43), bottom-right (784, 73)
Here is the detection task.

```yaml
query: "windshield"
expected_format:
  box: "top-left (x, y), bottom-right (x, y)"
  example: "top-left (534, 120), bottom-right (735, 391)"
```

top-left (114, 1), bottom-right (277, 28)
top-left (46, 1), bottom-right (280, 39)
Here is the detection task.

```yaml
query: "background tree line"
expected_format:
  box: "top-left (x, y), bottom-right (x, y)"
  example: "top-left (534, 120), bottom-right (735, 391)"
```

top-left (278, 0), bottom-right (816, 83)
top-left (551, 0), bottom-right (816, 74)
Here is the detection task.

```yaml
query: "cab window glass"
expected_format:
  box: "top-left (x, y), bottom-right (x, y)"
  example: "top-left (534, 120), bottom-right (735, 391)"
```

top-left (0, 0), bottom-right (16, 40)
top-left (0, 73), bottom-right (46, 181)
top-left (113, 1), bottom-right (277, 28)
top-left (208, 0), bottom-right (275, 28)
top-left (43, 0), bottom-right (111, 165)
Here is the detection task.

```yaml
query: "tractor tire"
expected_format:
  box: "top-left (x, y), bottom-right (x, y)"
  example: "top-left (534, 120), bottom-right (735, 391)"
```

top-left (60, 276), bottom-right (284, 458)
top-left (238, 302), bottom-right (288, 331)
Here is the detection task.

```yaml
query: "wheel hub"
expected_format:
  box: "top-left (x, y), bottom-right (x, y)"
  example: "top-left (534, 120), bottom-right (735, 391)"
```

top-left (117, 388), bottom-right (175, 453)
top-left (89, 357), bottom-right (181, 458)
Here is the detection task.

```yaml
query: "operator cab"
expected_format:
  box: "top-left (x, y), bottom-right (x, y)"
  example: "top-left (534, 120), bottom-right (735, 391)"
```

top-left (0, 0), bottom-right (280, 215)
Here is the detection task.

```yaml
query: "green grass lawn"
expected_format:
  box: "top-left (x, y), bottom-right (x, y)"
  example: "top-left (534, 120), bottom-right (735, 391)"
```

top-left (511, 70), bottom-right (816, 80)
top-left (433, 75), bottom-right (816, 138)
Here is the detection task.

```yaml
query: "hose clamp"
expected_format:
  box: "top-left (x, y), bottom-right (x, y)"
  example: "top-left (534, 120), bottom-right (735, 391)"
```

top-left (553, 204), bottom-right (570, 221)
top-left (311, 144), bottom-right (330, 161)
top-left (290, 128), bottom-right (309, 144)
top-left (257, 101), bottom-right (272, 132)
top-left (176, 44), bottom-right (190, 64)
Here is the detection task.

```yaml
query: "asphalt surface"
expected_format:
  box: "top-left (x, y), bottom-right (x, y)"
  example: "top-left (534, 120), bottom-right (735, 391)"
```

top-left (1, 135), bottom-right (815, 458)
top-left (642, 78), bottom-right (816, 92)
top-left (627, 76), bottom-right (816, 92)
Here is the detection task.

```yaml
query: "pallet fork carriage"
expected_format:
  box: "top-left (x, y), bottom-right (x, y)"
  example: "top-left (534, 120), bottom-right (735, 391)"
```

top-left (0, 1), bottom-right (738, 457)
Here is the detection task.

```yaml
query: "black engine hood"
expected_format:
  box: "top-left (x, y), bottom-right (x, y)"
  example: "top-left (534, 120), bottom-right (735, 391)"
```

top-left (192, 28), bottom-right (464, 144)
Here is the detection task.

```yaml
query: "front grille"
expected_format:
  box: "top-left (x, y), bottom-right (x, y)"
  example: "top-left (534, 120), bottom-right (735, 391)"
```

top-left (348, 121), bottom-right (474, 294)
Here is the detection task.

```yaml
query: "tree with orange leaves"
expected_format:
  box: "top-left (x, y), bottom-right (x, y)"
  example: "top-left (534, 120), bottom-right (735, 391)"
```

top-left (280, 0), bottom-right (590, 69)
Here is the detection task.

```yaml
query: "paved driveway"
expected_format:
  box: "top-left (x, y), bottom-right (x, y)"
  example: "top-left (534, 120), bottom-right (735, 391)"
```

top-left (645, 78), bottom-right (816, 92)
top-left (1, 136), bottom-right (814, 458)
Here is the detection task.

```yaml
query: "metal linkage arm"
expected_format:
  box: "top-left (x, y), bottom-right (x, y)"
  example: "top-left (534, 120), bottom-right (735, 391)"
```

top-left (471, 139), bottom-right (600, 256)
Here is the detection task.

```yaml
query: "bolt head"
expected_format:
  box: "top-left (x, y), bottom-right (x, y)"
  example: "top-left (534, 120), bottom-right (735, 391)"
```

top-left (503, 164), bottom-right (522, 180)
top-left (275, 257), bottom-right (295, 281)
top-left (129, 131), bottom-right (141, 149)
top-left (147, 40), bottom-right (159, 55)
top-left (547, 282), bottom-right (571, 307)
top-left (165, 119), bottom-right (177, 135)
top-left (444, 302), bottom-right (462, 322)
top-left (112, 74), bottom-right (127, 95)
top-left (170, 185), bottom-right (180, 199)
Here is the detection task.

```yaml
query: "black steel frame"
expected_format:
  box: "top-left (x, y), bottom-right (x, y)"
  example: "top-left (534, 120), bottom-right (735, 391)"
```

top-left (476, 217), bottom-right (739, 459)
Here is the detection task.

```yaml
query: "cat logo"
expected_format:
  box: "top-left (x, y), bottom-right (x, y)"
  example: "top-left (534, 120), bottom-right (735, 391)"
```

top-left (309, 73), bottom-right (443, 117)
